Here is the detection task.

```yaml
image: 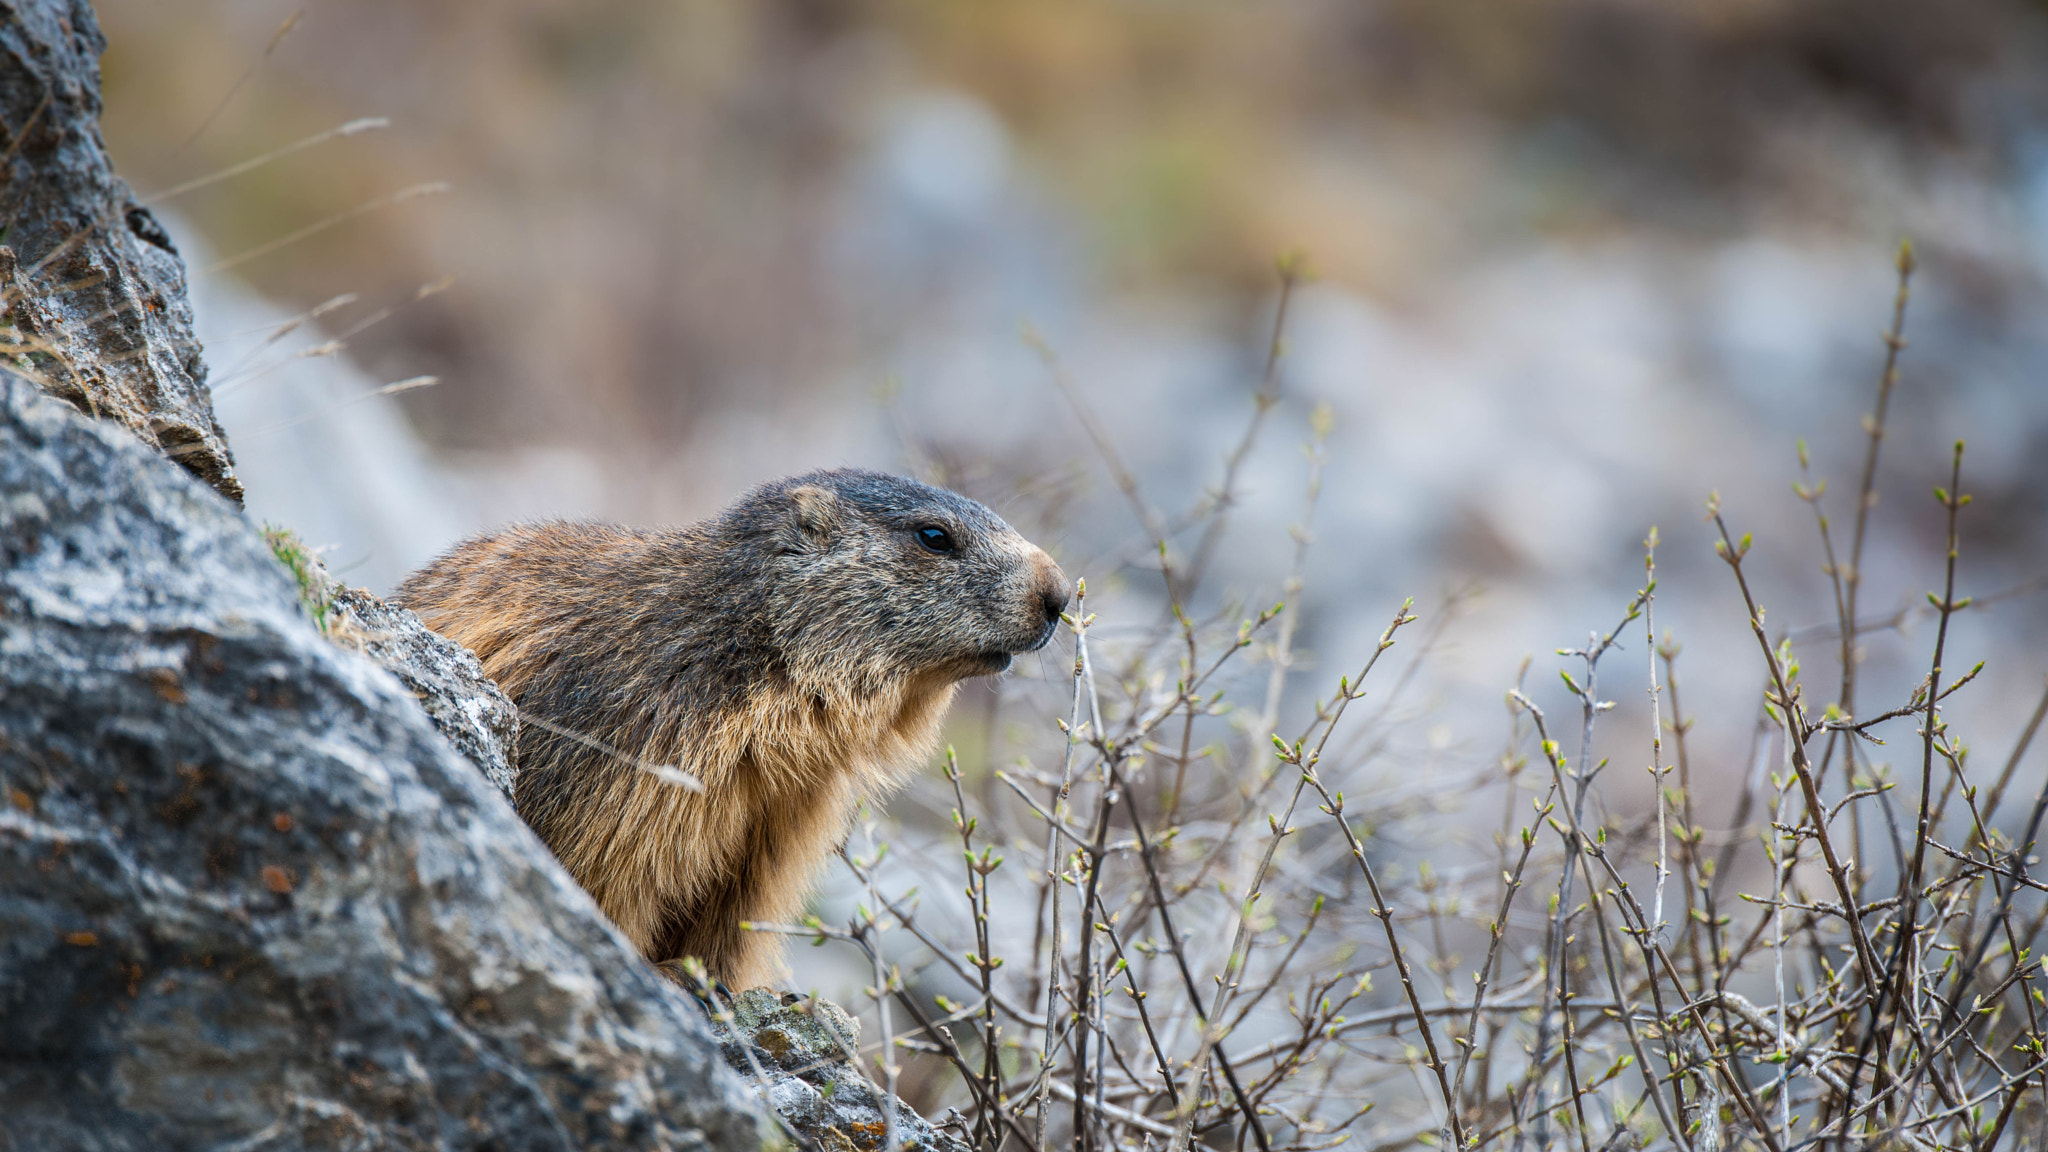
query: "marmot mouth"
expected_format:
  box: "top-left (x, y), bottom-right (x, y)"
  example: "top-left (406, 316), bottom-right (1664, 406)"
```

top-left (1024, 618), bottom-right (1059, 652)
top-left (960, 619), bottom-right (1055, 678)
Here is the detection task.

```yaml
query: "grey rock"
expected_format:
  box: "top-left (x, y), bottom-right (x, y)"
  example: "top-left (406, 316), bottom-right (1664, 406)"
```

top-left (326, 584), bottom-right (521, 800)
top-left (0, 0), bottom-right (242, 502)
top-left (711, 989), bottom-right (972, 1152)
top-left (0, 374), bottom-right (772, 1150)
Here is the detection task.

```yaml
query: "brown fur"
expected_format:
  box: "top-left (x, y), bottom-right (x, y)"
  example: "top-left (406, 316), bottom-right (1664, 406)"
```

top-left (395, 471), bottom-right (1067, 988)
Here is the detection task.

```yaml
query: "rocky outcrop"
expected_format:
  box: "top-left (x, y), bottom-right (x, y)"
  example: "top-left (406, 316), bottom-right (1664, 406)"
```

top-left (0, 0), bottom-right (242, 501)
top-left (251, 526), bottom-right (523, 800)
top-left (326, 583), bottom-right (522, 801)
top-left (713, 991), bottom-right (972, 1152)
top-left (0, 374), bottom-right (768, 1149)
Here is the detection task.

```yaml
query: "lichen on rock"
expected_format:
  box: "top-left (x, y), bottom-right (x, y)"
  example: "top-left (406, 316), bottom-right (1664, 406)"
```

top-left (710, 989), bottom-right (973, 1152)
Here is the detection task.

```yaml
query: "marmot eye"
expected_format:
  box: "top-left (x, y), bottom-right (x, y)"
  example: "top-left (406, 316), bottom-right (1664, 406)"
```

top-left (915, 526), bottom-right (956, 554)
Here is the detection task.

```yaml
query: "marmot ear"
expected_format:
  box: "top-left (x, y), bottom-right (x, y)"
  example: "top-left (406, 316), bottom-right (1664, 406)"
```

top-left (787, 485), bottom-right (840, 545)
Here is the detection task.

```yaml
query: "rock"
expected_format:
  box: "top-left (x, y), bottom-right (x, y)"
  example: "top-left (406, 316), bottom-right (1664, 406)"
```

top-left (0, 374), bottom-right (771, 1150)
top-left (251, 525), bottom-right (521, 799)
top-left (0, 0), bottom-right (242, 502)
top-left (710, 990), bottom-right (973, 1152)
top-left (328, 581), bottom-right (521, 801)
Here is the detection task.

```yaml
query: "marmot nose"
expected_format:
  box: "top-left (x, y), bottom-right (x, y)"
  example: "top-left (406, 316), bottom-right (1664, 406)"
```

top-left (1038, 560), bottom-right (1072, 627)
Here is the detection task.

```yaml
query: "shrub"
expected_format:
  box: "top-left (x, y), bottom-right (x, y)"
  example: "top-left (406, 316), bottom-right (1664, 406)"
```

top-left (718, 245), bottom-right (2045, 1152)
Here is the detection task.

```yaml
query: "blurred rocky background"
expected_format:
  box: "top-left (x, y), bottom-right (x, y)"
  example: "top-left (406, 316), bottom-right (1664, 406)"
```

top-left (90, 0), bottom-right (2048, 1123)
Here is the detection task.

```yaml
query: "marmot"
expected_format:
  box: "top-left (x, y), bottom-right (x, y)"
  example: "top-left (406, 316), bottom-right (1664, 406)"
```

top-left (394, 469), bottom-right (1069, 989)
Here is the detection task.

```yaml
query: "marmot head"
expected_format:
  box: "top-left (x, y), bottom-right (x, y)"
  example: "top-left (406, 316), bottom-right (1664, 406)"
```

top-left (722, 469), bottom-right (1070, 689)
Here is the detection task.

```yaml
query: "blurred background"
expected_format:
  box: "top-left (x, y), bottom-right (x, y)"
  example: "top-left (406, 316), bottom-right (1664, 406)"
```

top-left (94, 0), bottom-right (2048, 1102)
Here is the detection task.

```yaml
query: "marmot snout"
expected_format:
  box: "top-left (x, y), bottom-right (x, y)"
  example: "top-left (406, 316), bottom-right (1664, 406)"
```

top-left (395, 469), bottom-right (1068, 988)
